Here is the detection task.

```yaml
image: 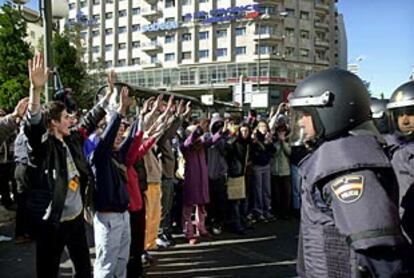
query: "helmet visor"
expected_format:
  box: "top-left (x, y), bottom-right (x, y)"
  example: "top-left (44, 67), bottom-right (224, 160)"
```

top-left (289, 108), bottom-right (316, 146)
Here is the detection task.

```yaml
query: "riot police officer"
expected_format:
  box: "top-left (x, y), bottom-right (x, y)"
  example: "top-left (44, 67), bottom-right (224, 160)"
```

top-left (289, 69), bottom-right (410, 277)
top-left (387, 81), bottom-right (414, 243)
top-left (370, 97), bottom-right (394, 145)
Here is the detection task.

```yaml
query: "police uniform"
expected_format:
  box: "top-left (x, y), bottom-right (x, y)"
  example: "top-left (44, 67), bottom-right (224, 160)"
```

top-left (289, 69), bottom-right (412, 278)
top-left (390, 139), bottom-right (414, 242)
top-left (386, 81), bottom-right (414, 243)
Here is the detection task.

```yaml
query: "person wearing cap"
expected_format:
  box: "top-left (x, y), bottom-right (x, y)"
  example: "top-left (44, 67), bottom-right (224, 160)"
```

top-left (386, 81), bottom-right (414, 243)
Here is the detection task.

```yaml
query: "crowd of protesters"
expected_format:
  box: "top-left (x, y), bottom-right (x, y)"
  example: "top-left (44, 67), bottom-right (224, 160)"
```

top-left (2, 53), bottom-right (413, 277)
top-left (0, 53), bottom-right (305, 277)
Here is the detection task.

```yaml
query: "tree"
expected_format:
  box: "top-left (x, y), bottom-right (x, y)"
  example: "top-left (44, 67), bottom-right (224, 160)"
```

top-left (362, 80), bottom-right (371, 96)
top-left (0, 5), bottom-right (32, 111)
top-left (53, 31), bottom-right (91, 108)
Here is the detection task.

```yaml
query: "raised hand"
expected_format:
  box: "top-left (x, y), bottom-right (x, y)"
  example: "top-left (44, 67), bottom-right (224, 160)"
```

top-left (183, 101), bottom-right (192, 118)
top-left (103, 70), bottom-right (116, 102)
top-left (176, 99), bottom-right (185, 116)
top-left (28, 53), bottom-right (49, 91)
top-left (265, 131), bottom-right (273, 143)
top-left (12, 97), bottom-right (29, 119)
top-left (141, 96), bottom-right (155, 116)
top-left (154, 94), bottom-right (164, 111)
top-left (118, 86), bottom-right (132, 116)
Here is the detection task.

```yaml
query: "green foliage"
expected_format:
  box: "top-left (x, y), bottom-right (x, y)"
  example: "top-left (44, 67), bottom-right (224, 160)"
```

top-left (53, 27), bottom-right (107, 109)
top-left (0, 5), bottom-right (32, 111)
top-left (52, 31), bottom-right (91, 108)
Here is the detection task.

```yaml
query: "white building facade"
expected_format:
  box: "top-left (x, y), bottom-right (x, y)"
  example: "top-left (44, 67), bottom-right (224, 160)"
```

top-left (65, 0), bottom-right (346, 106)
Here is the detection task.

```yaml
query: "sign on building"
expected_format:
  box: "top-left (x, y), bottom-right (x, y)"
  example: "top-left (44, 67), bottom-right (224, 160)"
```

top-left (201, 94), bottom-right (214, 106)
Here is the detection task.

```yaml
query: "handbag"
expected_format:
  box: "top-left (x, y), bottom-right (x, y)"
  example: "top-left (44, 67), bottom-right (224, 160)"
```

top-left (227, 145), bottom-right (249, 200)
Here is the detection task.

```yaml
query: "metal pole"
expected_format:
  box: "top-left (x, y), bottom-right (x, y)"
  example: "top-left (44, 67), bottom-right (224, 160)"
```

top-left (257, 19), bottom-right (261, 93)
top-left (43, 0), bottom-right (54, 102)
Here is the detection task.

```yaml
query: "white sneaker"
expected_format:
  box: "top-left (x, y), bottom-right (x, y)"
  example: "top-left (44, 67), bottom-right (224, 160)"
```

top-left (156, 237), bottom-right (171, 248)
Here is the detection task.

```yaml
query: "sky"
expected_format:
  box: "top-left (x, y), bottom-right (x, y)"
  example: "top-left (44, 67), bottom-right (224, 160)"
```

top-left (1, 0), bottom-right (413, 98)
top-left (337, 0), bottom-right (414, 98)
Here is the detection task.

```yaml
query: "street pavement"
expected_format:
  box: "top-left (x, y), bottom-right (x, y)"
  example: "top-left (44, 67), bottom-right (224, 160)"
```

top-left (0, 215), bottom-right (299, 277)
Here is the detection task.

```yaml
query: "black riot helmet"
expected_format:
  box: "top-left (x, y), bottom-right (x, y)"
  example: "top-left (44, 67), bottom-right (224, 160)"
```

top-left (370, 98), bottom-right (391, 134)
top-left (289, 68), bottom-right (371, 146)
top-left (386, 81), bottom-right (414, 140)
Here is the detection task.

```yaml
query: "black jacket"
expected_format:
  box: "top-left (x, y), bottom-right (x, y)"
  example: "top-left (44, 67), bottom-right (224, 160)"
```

top-left (25, 103), bottom-right (106, 226)
top-left (226, 136), bottom-right (250, 178)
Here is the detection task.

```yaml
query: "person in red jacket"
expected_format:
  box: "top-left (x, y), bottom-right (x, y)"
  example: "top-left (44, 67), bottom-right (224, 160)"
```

top-left (125, 97), bottom-right (171, 277)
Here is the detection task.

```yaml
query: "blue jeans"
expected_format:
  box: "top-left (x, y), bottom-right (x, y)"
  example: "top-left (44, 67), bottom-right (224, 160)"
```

top-left (291, 165), bottom-right (301, 210)
top-left (94, 211), bottom-right (131, 278)
top-left (252, 164), bottom-right (271, 216)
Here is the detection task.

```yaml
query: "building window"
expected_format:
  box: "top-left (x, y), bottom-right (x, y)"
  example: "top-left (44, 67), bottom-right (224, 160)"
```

top-left (165, 0), bottom-right (175, 8)
top-left (132, 58), bottom-right (140, 65)
top-left (118, 59), bottom-right (126, 66)
top-left (165, 35), bottom-right (175, 44)
top-left (119, 10), bottom-right (127, 17)
top-left (286, 28), bottom-right (295, 37)
top-left (92, 30), bottom-right (99, 37)
top-left (300, 30), bottom-right (310, 39)
top-left (150, 55), bottom-right (157, 63)
top-left (182, 33), bottom-right (192, 41)
top-left (182, 51), bottom-right (192, 60)
top-left (182, 0), bottom-right (191, 5)
top-left (199, 0), bottom-right (208, 3)
top-left (105, 28), bottom-right (113, 35)
top-left (165, 17), bottom-right (175, 22)
top-left (216, 29), bottom-right (227, 38)
top-left (105, 61), bottom-right (112, 68)
top-left (132, 41), bottom-right (140, 48)
top-left (132, 24), bottom-right (140, 32)
top-left (285, 47), bottom-right (295, 57)
top-left (199, 50), bottom-right (209, 59)
top-left (300, 11), bottom-right (310, 20)
top-left (132, 8), bottom-right (140, 15)
top-left (105, 12), bottom-right (113, 19)
top-left (69, 3), bottom-right (76, 10)
top-left (119, 43), bottom-right (126, 49)
top-left (199, 31), bottom-right (209, 40)
top-left (118, 26), bottom-right (127, 33)
top-left (285, 8), bottom-right (295, 17)
top-left (217, 48), bottom-right (227, 57)
top-left (235, 27), bottom-right (246, 36)
top-left (181, 15), bottom-right (192, 22)
top-left (105, 44), bottom-right (112, 52)
top-left (300, 48), bottom-right (309, 57)
top-left (80, 1), bottom-right (87, 8)
top-left (92, 46), bottom-right (99, 53)
top-left (165, 53), bottom-right (175, 61)
top-left (93, 0), bottom-right (100, 4)
top-left (235, 46), bottom-right (246, 56)
top-left (106, 0), bottom-right (113, 4)
top-left (260, 5), bottom-right (276, 15)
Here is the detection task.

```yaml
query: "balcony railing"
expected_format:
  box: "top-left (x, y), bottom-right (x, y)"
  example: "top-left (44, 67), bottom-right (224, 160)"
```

top-left (141, 8), bottom-right (162, 17)
top-left (141, 42), bottom-right (163, 52)
top-left (254, 31), bottom-right (285, 41)
top-left (141, 60), bottom-right (162, 68)
top-left (315, 38), bottom-right (330, 47)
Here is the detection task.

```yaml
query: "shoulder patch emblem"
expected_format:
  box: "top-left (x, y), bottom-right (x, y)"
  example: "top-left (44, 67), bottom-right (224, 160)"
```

top-left (331, 175), bottom-right (364, 204)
